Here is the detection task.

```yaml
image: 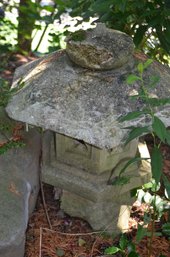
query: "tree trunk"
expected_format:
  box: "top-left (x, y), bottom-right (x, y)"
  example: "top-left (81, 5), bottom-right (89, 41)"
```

top-left (17, 0), bottom-right (37, 54)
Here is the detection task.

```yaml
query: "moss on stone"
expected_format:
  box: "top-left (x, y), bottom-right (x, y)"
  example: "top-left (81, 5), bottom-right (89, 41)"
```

top-left (70, 30), bottom-right (86, 42)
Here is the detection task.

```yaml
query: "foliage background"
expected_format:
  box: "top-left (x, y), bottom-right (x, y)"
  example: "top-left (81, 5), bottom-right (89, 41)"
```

top-left (0, 0), bottom-right (170, 64)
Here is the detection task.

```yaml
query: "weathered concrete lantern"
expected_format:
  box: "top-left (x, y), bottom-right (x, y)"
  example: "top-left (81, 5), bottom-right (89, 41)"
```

top-left (6, 24), bottom-right (170, 233)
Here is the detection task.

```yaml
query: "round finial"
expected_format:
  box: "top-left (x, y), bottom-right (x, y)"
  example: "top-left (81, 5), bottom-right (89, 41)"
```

top-left (66, 23), bottom-right (134, 70)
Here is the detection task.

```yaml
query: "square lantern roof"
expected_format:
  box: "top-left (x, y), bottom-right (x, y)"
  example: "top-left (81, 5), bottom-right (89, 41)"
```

top-left (6, 25), bottom-right (170, 149)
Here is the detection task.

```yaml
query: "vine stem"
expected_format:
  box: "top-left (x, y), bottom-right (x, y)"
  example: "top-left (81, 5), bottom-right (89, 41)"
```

top-left (148, 194), bottom-right (157, 257)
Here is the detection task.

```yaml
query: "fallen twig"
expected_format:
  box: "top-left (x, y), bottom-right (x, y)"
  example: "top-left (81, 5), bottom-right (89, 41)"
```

top-left (42, 227), bottom-right (103, 236)
top-left (39, 227), bottom-right (42, 257)
top-left (90, 237), bottom-right (98, 257)
top-left (39, 153), bottom-right (52, 230)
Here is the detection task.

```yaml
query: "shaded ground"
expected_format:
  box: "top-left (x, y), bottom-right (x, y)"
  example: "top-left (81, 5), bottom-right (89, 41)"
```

top-left (25, 180), bottom-right (170, 257)
top-left (1, 53), bottom-right (170, 257)
top-left (24, 131), bottom-right (170, 257)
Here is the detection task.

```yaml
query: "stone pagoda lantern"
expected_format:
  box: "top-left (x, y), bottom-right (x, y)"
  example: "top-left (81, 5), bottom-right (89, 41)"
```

top-left (6, 24), bottom-right (170, 233)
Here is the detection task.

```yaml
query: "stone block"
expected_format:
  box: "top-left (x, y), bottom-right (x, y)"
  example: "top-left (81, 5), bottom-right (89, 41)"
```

top-left (42, 132), bottom-right (151, 234)
top-left (42, 134), bottom-right (150, 202)
top-left (55, 133), bottom-right (138, 174)
top-left (42, 160), bottom-right (145, 203)
top-left (61, 190), bottom-right (133, 233)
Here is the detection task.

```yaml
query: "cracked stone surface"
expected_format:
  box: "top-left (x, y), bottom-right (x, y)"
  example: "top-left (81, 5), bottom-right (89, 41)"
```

top-left (6, 25), bottom-right (170, 149)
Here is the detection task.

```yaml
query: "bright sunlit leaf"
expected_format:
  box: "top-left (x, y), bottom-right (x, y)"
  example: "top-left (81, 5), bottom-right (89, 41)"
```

top-left (126, 74), bottom-right (141, 84)
top-left (104, 246), bottom-right (121, 254)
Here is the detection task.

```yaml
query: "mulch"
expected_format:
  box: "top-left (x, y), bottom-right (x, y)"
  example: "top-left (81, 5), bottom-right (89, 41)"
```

top-left (25, 136), bottom-right (170, 257)
top-left (25, 182), bottom-right (170, 257)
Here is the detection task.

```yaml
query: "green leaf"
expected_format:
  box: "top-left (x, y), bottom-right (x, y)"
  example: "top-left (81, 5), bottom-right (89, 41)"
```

top-left (166, 130), bottom-right (170, 145)
top-left (157, 29), bottom-right (170, 54)
top-left (143, 213), bottom-right (151, 224)
top-left (143, 179), bottom-right (160, 192)
top-left (128, 251), bottom-right (140, 257)
top-left (136, 224), bottom-right (147, 242)
top-left (119, 110), bottom-right (146, 122)
top-left (130, 187), bottom-right (140, 197)
top-left (137, 63), bottom-right (144, 74)
top-left (151, 147), bottom-right (163, 184)
top-left (151, 182), bottom-right (161, 192)
top-left (164, 23), bottom-right (170, 43)
top-left (143, 181), bottom-right (153, 189)
top-left (125, 126), bottom-right (150, 145)
top-left (126, 74), bottom-right (141, 84)
top-left (100, 11), bottom-right (113, 22)
top-left (162, 223), bottom-right (170, 236)
top-left (119, 234), bottom-right (128, 250)
top-left (143, 59), bottom-right (153, 69)
top-left (127, 241), bottom-right (136, 253)
top-left (90, 0), bottom-right (113, 13)
top-left (117, 0), bottom-right (128, 12)
top-left (119, 157), bottom-right (149, 176)
top-left (112, 175), bottom-right (130, 185)
top-left (104, 246), bottom-right (121, 254)
top-left (152, 116), bottom-right (167, 143)
top-left (148, 75), bottom-right (160, 88)
top-left (147, 98), bottom-right (170, 107)
top-left (42, 5), bottom-right (55, 12)
top-left (162, 174), bottom-right (170, 199)
top-left (134, 25), bottom-right (148, 47)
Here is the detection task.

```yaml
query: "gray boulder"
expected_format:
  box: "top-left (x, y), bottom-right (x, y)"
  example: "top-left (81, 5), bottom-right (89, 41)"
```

top-left (66, 23), bottom-right (134, 70)
top-left (0, 171), bottom-right (29, 257)
top-left (0, 108), bottom-right (41, 257)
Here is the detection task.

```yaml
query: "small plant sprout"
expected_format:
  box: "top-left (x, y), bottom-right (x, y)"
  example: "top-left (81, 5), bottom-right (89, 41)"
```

top-left (104, 234), bottom-right (139, 257)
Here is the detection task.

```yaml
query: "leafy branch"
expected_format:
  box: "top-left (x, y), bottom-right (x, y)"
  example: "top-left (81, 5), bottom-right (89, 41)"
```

top-left (119, 59), bottom-right (170, 189)
top-left (106, 59), bottom-right (170, 257)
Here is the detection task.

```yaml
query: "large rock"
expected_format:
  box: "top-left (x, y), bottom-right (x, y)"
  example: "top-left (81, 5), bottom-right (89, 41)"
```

top-left (66, 23), bottom-right (134, 70)
top-left (0, 108), bottom-right (41, 257)
top-left (0, 171), bottom-right (29, 257)
top-left (6, 25), bottom-right (170, 149)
